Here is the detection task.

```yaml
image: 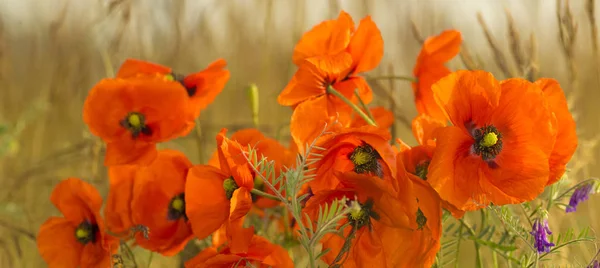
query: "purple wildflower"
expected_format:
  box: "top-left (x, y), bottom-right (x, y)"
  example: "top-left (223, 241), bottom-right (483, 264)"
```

top-left (531, 217), bottom-right (555, 254)
top-left (588, 260), bottom-right (600, 268)
top-left (566, 183), bottom-right (595, 213)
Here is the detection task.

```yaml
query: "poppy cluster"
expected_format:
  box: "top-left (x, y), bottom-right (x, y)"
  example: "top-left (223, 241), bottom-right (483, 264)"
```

top-left (37, 10), bottom-right (577, 268)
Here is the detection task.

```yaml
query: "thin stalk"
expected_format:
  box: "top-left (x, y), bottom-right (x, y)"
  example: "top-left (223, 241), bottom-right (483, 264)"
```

top-left (554, 178), bottom-right (600, 201)
top-left (459, 219), bottom-right (482, 268)
top-left (326, 86), bottom-right (376, 126)
top-left (353, 89), bottom-right (375, 122)
top-left (366, 75), bottom-right (417, 82)
top-left (250, 188), bottom-right (280, 201)
top-left (194, 118), bottom-right (205, 164)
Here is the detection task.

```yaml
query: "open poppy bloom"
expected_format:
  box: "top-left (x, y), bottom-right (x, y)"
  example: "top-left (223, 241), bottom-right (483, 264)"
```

top-left (309, 125), bottom-right (397, 193)
top-left (535, 78), bottom-right (578, 185)
top-left (116, 58), bottom-right (230, 118)
top-left (83, 77), bottom-right (194, 166)
top-left (413, 30), bottom-right (462, 121)
top-left (279, 10), bottom-right (384, 154)
top-left (304, 172), bottom-right (418, 267)
top-left (208, 128), bottom-right (295, 208)
top-left (185, 231), bottom-right (293, 268)
top-left (37, 178), bottom-right (116, 268)
top-left (104, 150), bottom-right (194, 256)
top-left (185, 129), bottom-right (255, 245)
top-left (428, 70), bottom-right (557, 211)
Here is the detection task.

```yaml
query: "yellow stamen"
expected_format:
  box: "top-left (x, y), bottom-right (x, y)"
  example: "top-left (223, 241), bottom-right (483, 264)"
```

top-left (127, 114), bottom-right (142, 128)
top-left (171, 198), bottom-right (184, 211)
top-left (349, 205), bottom-right (364, 221)
top-left (75, 228), bottom-right (89, 239)
top-left (351, 151), bottom-right (370, 166)
top-left (164, 74), bottom-right (175, 81)
top-left (480, 132), bottom-right (498, 147)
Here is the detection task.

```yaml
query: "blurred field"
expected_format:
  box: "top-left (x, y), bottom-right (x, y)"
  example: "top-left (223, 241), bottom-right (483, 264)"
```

top-left (0, 0), bottom-right (599, 267)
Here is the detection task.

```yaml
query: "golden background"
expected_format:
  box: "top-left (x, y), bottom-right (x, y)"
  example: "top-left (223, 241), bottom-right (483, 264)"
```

top-left (0, 0), bottom-right (598, 267)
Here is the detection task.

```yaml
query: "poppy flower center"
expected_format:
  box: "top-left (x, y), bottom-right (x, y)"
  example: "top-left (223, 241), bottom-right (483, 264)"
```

top-left (348, 142), bottom-right (383, 178)
top-left (168, 193), bottom-right (187, 221)
top-left (414, 161), bottom-right (430, 180)
top-left (120, 112), bottom-right (152, 139)
top-left (166, 72), bottom-right (197, 97)
top-left (416, 207), bottom-right (427, 230)
top-left (74, 221), bottom-right (98, 244)
top-left (347, 199), bottom-right (379, 230)
top-left (223, 177), bottom-right (239, 200)
top-left (472, 125), bottom-right (503, 161)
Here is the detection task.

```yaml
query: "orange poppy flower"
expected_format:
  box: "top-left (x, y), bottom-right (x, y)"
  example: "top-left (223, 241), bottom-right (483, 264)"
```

top-left (116, 58), bottom-right (230, 118)
top-left (185, 234), bottom-right (293, 268)
top-left (535, 78), bottom-right (578, 185)
top-left (37, 178), bottom-right (116, 268)
top-left (280, 11), bottom-right (384, 154)
top-left (103, 150), bottom-right (194, 256)
top-left (185, 129), bottom-right (254, 246)
top-left (83, 77), bottom-right (193, 166)
top-left (309, 125), bottom-right (397, 193)
top-left (428, 70), bottom-right (556, 211)
top-left (207, 128), bottom-right (295, 208)
top-left (413, 30), bottom-right (462, 121)
top-left (304, 172), bottom-right (417, 267)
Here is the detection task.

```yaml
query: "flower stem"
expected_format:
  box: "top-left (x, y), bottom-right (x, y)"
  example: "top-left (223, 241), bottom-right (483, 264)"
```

top-left (366, 75), bottom-right (417, 82)
top-left (250, 188), bottom-right (280, 201)
top-left (353, 89), bottom-right (375, 122)
top-left (326, 86), bottom-right (377, 126)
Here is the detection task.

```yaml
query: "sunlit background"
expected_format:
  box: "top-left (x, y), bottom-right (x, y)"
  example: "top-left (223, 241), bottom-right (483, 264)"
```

top-left (0, 0), bottom-right (598, 267)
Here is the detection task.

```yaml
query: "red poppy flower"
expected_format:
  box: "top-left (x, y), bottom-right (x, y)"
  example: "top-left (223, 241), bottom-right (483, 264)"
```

top-left (116, 58), bottom-right (230, 118)
top-left (37, 178), bottom-right (116, 268)
top-left (207, 128), bottom-right (295, 208)
top-left (185, 129), bottom-right (254, 248)
top-left (428, 70), bottom-right (557, 211)
top-left (304, 172), bottom-right (418, 267)
top-left (83, 77), bottom-right (193, 166)
top-left (280, 10), bottom-right (384, 154)
top-left (309, 125), bottom-right (397, 193)
top-left (103, 150), bottom-right (194, 256)
top-left (413, 30), bottom-right (462, 121)
top-left (535, 78), bottom-right (577, 185)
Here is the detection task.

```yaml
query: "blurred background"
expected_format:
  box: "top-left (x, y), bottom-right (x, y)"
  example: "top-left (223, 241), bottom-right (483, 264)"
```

top-left (0, 0), bottom-right (598, 267)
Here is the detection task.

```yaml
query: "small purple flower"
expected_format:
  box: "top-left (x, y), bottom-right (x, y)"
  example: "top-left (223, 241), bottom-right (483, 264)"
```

top-left (531, 217), bottom-right (555, 254)
top-left (566, 183), bottom-right (595, 213)
top-left (588, 260), bottom-right (600, 268)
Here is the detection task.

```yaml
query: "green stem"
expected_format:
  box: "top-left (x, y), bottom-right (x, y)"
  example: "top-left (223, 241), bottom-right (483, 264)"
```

top-left (366, 75), bottom-right (417, 82)
top-left (459, 219), bottom-right (482, 268)
top-left (121, 240), bottom-right (138, 268)
top-left (326, 86), bottom-right (376, 126)
top-left (353, 89), bottom-right (375, 122)
top-left (250, 188), bottom-right (280, 201)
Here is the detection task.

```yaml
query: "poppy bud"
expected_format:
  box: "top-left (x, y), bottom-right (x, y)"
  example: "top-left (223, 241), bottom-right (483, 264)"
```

top-left (247, 83), bottom-right (259, 127)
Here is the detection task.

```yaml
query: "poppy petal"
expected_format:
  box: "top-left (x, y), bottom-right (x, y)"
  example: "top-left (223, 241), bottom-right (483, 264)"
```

top-left (347, 16), bottom-right (384, 74)
top-left (292, 10), bottom-right (354, 65)
top-left (50, 178), bottom-right (103, 226)
top-left (412, 114), bottom-right (446, 145)
top-left (37, 217), bottom-right (83, 268)
top-left (116, 59), bottom-right (171, 78)
top-left (185, 165), bottom-right (230, 239)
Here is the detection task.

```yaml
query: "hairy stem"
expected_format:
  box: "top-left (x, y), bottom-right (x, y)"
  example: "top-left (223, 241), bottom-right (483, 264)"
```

top-left (326, 86), bottom-right (376, 126)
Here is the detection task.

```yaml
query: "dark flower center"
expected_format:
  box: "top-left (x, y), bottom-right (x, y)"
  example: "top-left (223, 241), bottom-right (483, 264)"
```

top-left (347, 198), bottom-right (379, 230)
top-left (223, 177), bottom-right (239, 200)
top-left (348, 142), bottom-right (383, 178)
top-left (120, 112), bottom-right (152, 139)
top-left (414, 161), bottom-right (430, 180)
top-left (166, 72), bottom-right (197, 97)
top-left (416, 207), bottom-right (427, 230)
top-left (472, 125), bottom-right (503, 161)
top-left (74, 221), bottom-right (98, 244)
top-left (167, 193), bottom-right (187, 221)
